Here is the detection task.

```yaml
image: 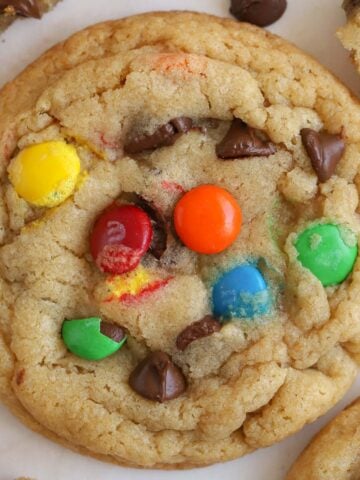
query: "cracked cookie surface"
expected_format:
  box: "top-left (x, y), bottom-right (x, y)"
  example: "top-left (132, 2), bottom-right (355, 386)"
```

top-left (1, 12), bottom-right (360, 469)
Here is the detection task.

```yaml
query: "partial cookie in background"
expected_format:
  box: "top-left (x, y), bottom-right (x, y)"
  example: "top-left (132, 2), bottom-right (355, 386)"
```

top-left (0, 0), bottom-right (61, 33)
top-left (337, 0), bottom-right (360, 74)
top-left (286, 397), bottom-right (360, 480)
top-left (343, 0), bottom-right (360, 16)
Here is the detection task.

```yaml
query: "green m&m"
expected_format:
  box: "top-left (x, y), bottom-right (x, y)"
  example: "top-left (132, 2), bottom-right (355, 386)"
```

top-left (295, 223), bottom-right (358, 287)
top-left (62, 317), bottom-right (127, 361)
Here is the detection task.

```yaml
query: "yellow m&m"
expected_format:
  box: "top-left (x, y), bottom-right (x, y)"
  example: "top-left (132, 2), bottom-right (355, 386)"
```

top-left (8, 141), bottom-right (81, 207)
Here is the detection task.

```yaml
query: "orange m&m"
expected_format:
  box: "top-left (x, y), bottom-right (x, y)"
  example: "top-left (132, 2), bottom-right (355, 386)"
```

top-left (174, 185), bottom-right (242, 254)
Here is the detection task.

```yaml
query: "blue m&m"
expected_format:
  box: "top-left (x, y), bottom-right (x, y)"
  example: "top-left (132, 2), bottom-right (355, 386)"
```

top-left (212, 264), bottom-right (271, 321)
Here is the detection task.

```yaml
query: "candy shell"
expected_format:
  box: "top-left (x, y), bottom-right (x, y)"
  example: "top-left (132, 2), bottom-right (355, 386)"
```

top-left (8, 141), bottom-right (81, 207)
top-left (62, 317), bottom-right (126, 361)
top-left (174, 184), bottom-right (242, 254)
top-left (295, 223), bottom-right (358, 286)
top-left (212, 265), bottom-right (271, 320)
top-left (90, 204), bottom-right (153, 274)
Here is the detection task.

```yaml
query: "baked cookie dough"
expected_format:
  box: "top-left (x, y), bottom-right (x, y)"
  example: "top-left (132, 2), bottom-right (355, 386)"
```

top-left (286, 397), bottom-right (360, 480)
top-left (338, 1), bottom-right (360, 75)
top-left (0, 0), bottom-right (61, 33)
top-left (1, 12), bottom-right (360, 469)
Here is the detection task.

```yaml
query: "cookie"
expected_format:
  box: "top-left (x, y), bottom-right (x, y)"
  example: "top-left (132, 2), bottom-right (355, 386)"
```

top-left (338, 1), bottom-right (360, 74)
top-left (1, 12), bottom-right (360, 469)
top-left (286, 397), bottom-right (360, 480)
top-left (0, 0), bottom-right (61, 33)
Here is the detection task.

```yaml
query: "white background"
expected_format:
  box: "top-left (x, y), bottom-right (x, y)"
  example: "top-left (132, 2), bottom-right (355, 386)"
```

top-left (0, 1), bottom-right (359, 479)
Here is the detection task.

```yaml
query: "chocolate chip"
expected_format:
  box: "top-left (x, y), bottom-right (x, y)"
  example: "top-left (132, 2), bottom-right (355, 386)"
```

top-left (0, 0), bottom-right (41, 18)
top-left (176, 315), bottom-right (221, 351)
top-left (135, 195), bottom-right (168, 259)
top-left (124, 117), bottom-right (193, 154)
top-left (216, 119), bottom-right (276, 159)
top-left (301, 129), bottom-right (345, 183)
top-left (170, 117), bottom-right (193, 133)
top-left (160, 117), bottom-right (194, 147)
top-left (230, 0), bottom-right (287, 27)
top-left (100, 321), bottom-right (125, 343)
top-left (129, 351), bottom-right (186, 402)
top-left (125, 124), bottom-right (175, 154)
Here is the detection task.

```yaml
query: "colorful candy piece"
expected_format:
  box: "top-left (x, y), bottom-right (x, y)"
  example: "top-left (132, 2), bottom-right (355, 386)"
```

top-left (161, 180), bottom-right (186, 194)
top-left (174, 184), bottom-right (242, 254)
top-left (62, 317), bottom-right (127, 361)
top-left (90, 204), bottom-right (153, 274)
top-left (105, 266), bottom-right (173, 303)
top-left (212, 265), bottom-right (271, 320)
top-left (8, 141), bottom-right (81, 207)
top-left (295, 223), bottom-right (358, 286)
top-left (152, 53), bottom-right (208, 78)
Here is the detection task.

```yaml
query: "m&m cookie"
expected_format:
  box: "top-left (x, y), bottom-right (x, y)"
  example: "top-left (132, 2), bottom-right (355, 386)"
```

top-left (1, 11), bottom-right (360, 471)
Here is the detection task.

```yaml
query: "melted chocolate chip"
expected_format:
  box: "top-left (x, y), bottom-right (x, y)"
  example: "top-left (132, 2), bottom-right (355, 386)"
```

top-left (129, 351), bottom-right (186, 402)
top-left (171, 117), bottom-right (193, 133)
top-left (216, 119), bottom-right (276, 159)
top-left (124, 117), bottom-right (193, 154)
top-left (100, 321), bottom-right (125, 343)
top-left (230, 0), bottom-right (287, 27)
top-left (301, 129), bottom-right (345, 183)
top-left (0, 0), bottom-right (41, 17)
top-left (176, 315), bottom-right (221, 351)
top-left (135, 195), bottom-right (168, 259)
top-left (125, 123), bottom-right (175, 154)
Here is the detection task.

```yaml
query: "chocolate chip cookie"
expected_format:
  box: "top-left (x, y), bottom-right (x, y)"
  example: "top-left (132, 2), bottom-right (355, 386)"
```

top-left (0, 0), bottom-right (61, 33)
top-left (286, 397), bottom-right (360, 480)
top-left (1, 11), bottom-right (360, 469)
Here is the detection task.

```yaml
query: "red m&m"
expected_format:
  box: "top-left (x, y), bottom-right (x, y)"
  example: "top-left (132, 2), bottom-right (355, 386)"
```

top-left (90, 204), bottom-right (153, 274)
top-left (174, 185), bottom-right (242, 254)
